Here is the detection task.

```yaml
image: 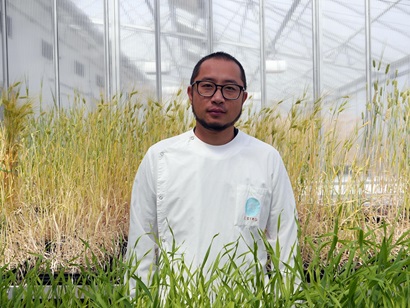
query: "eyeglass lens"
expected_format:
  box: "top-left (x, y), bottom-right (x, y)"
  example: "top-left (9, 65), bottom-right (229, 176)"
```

top-left (196, 81), bottom-right (241, 100)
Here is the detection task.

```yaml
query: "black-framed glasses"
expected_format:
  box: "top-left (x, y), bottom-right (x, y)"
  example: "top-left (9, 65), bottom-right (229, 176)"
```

top-left (191, 80), bottom-right (245, 100)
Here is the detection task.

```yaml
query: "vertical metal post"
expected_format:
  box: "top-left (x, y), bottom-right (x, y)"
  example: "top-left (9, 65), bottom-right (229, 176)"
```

top-left (312, 0), bottom-right (324, 173)
top-left (1, 0), bottom-right (8, 91)
top-left (154, 0), bottom-right (162, 102)
top-left (52, 0), bottom-right (61, 108)
top-left (259, 0), bottom-right (266, 109)
top-left (365, 0), bottom-right (372, 119)
top-left (103, 0), bottom-right (111, 100)
top-left (0, 0), bottom-right (8, 120)
top-left (312, 0), bottom-right (321, 101)
top-left (207, 0), bottom-right (213, 54)
top-left (113, 0), bottom-right (121, 97)
top-left (364, 0), bottom-right (372, 156)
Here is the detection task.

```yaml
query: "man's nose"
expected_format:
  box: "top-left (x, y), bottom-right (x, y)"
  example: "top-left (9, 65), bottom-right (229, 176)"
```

top-left (212, 86), bottom-right (224, 102)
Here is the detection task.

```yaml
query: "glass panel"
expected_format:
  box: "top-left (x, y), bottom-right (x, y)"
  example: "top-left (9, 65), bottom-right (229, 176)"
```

top-left (322, 0), bottom-right (366, 120)
top-left (159, 0), bottom-right (208, 101)
top-left (265, 0), bottom-right (313, 112)
top-left (119, 0), bottom-right (156, 99)
top-left (8, 0), bottom-right (55, 111)
top-left (59, 0), bottom-right (105, 108)
top-left (213, 1), bottom-right (261, 111)
top-left (372, 1), bottom-right (410, 91)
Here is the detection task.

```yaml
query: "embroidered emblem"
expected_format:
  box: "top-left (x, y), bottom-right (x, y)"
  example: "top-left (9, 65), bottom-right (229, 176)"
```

top-left (245, 197), bottom-right (261, 217)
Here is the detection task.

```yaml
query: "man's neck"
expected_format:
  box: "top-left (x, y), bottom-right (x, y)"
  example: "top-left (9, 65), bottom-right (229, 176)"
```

top-left (194, 126), bottom-right (237, 145)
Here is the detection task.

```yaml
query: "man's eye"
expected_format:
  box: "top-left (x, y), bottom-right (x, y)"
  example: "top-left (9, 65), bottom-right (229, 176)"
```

top-left (224, 86), bottom-right (237, 92)
top-left (201, 83), bottom-right (214, 88)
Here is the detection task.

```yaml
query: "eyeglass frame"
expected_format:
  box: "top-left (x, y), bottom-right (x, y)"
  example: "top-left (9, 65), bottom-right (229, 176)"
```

top-left (191, 80), bottom-right (246, 100)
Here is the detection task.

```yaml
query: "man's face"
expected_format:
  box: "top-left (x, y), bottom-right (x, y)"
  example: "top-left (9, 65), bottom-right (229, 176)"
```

top-left (187, 58), bottom-right (247, 132)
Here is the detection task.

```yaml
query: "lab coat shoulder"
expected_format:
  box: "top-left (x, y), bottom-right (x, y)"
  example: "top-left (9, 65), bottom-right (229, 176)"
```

top-left (147, 130), bottom-right (193, 157)
top-left (137, 130), bottom-right (194, 183)
top-left (240, 132), bottom-right (285, 169)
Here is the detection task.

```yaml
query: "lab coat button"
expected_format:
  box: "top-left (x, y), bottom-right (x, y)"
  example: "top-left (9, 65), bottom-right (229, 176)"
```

top-left (190, 136), bottom-right (194, 140)
top-left (159, 152), bottom-right (164, 157)
top-left (158, 195), bottom-right (163, 200)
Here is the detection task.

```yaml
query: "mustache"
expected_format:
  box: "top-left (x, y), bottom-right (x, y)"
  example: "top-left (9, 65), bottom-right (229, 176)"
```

top-left (191, 103), bottom-right (242, 132)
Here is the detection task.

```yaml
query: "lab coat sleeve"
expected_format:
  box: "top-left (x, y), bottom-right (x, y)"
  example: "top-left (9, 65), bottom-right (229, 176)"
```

top-left (266, 154), bottom-right (299, 281)
top-left (126, 151), bottom-right (158, 294)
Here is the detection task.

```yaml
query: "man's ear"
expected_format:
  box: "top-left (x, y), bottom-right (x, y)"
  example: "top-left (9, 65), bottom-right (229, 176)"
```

top-left (241, 91), bottom-right (248, 106)
top-left (187, 85), bottom-right (193, 102)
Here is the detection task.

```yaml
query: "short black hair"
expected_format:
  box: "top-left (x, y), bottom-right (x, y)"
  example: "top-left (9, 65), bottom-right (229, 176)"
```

top-left (190, 51), bottom-right (247, 90)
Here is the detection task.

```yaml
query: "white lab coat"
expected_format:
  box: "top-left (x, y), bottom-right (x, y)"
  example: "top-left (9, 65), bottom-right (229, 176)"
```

top-left (126, 129), bottom-right (298, 295)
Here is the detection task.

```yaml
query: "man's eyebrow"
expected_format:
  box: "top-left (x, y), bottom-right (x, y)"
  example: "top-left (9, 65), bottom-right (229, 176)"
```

top-left (201, 77), bottom-right (240, 84)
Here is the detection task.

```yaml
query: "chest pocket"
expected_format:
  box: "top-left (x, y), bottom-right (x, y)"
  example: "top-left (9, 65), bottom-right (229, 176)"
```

top-left (234, 184), bottom-right (269, 228)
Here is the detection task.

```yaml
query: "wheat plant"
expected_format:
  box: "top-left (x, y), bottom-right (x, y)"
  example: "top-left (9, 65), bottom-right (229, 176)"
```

top-left (0, 68), bottom-right (409, 305)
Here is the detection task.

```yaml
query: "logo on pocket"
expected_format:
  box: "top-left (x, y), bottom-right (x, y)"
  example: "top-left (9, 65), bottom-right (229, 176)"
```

top-left (244, 197), bottom-right (260, 221)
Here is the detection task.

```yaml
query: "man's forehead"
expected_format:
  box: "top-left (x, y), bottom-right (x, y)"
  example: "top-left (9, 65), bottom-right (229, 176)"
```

top-left (201, 58), bottom-right (238, 67)
top-left (197, 59), bottom-right (241, 79)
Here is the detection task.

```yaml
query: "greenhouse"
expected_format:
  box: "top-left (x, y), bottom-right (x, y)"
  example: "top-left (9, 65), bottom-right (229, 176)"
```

top-left (1, 0), bottom-right (409, 112)
top-left (1, 0), bottom-right (409, 306)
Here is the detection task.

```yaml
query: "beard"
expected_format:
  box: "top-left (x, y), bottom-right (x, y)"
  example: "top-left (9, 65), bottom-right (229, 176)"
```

top-left (191, 103), bottom-right (242, 132)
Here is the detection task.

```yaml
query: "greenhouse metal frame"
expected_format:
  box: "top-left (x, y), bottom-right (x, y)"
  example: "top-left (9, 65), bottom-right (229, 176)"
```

top-left (0, 0), bottom-right (409, 118)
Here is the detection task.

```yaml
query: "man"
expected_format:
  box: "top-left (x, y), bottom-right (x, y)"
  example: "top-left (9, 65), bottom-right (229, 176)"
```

top-left (126, 51), bottom-right (298, 294)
